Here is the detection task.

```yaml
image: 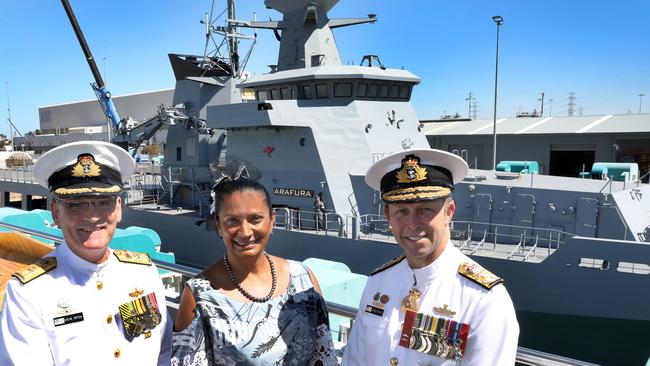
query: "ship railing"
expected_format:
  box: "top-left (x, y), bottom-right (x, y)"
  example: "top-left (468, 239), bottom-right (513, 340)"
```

top-left (0, 167), bottom-right (38, 184)
top-left (0, 221), bottom-right (599, 365)
top-left (451, 221), bottom-right (571, 259)
top-left (273, 207), bottom-right (345, 237)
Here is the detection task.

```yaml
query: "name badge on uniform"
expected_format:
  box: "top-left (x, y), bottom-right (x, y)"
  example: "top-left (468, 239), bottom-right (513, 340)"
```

top-left (53, 312), bottom-right (84, 327)
top-left (365, 291), bottom-right (390, 317)
top-left (399, 309), bottom-right (469, 361)
top-left (118, 292), bottom-right (161, 338)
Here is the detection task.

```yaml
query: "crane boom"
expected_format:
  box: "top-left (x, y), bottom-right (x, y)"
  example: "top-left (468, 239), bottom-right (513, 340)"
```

top-left (60, 0), bottom-right (121, 131)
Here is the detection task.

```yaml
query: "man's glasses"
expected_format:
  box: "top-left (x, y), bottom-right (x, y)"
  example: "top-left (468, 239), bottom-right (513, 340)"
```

top-left (55, 197), bottom-right (117, 214)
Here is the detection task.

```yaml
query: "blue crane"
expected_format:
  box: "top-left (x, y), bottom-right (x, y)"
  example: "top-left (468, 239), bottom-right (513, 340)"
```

top-left (60, 0), bottom-right (123, 140)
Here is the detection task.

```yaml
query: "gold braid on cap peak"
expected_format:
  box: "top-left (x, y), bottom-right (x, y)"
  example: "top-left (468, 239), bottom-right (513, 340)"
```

top-left (382, 186), bottom-right (451, 202)
top-left (54, 186), bottom-right (122, 195)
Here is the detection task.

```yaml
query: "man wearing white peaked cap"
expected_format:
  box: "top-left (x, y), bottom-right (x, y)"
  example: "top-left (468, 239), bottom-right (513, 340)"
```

top-left (0, 141), bottom-right (171, 365)
top-left (343, 148), bottom-right (519, 365)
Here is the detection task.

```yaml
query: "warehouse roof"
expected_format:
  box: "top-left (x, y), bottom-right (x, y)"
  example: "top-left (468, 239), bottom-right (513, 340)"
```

top-left (422, 113), bottom-right (650, 136)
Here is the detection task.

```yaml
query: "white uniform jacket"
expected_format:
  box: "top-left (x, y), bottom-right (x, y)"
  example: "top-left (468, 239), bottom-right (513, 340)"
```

top-left (343, 244), bottom-right (519, 365)
top-left (0, 242), bottom-right (172, 365)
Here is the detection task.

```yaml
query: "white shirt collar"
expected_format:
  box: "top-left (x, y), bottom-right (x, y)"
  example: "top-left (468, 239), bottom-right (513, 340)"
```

top-left (60, 241), bottom-right (113, 276)
top-left (410, 242), bottom-right (456, 287)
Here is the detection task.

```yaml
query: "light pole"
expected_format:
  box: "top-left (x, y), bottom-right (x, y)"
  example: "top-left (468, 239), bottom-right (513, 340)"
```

top-left (549, 98), bottom-right (553, 116)
top-left (639, 93), bottom-right (645, 114)
top-left (491, 15), bottom-right (503, 170)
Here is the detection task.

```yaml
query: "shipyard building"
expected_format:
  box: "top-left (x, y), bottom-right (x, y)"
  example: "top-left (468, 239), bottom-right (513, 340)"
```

top-left (13, 89), bottom-right (174, 154)
top-left (424, 114), bottom-right (650, 180)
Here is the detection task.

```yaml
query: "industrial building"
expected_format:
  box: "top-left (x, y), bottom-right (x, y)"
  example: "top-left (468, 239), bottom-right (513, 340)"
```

top-left (13, 88), bottom-right (174, 153)
top-left (424, 114), bottom-right (650, 180)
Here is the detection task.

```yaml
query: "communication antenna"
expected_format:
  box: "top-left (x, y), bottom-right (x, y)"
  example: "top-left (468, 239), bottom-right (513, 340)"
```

top-left (200, 0), bottom-right (256, 78)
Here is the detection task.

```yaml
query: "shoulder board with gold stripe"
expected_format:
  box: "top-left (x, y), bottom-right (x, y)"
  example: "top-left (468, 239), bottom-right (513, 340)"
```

top-left (113, 250), bottom-right (152, 265)
top-left (458, 261), bottom-right (503, 290)
top-left (12, 257), bottom-right (57, 284)
top-left (371, 255), bottom-right (406, 276)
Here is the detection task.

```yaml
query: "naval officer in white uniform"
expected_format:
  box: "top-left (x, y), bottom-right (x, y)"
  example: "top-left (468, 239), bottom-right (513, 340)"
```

top-left (0, 141), bottom-right (171, 365)
top-left (342, 149), bottom-right (519, 365)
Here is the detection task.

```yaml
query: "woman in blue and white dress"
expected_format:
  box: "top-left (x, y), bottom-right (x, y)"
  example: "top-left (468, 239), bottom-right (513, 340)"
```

top-left (172, 176), bottom-right (337, 366)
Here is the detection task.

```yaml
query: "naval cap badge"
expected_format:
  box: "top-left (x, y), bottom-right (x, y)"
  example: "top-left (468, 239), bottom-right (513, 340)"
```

top-left (396, 155), bottom-right (427, 183)
top-left (71, 154), bottom-right (102, 178)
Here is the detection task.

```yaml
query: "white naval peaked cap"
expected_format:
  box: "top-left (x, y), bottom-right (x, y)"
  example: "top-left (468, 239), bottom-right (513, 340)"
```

top-left (365, 149), bottom-right (469, 203)
top-left (33, 141), bottom-right (135, 197)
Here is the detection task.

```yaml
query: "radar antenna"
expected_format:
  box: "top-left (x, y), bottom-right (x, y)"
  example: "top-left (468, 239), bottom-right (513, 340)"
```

top-left (200, 0), bottom-right (256, 78)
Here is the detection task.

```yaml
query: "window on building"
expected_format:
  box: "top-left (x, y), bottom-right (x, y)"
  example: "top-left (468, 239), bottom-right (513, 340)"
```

top-left (176, 147), bottom-right (182, 161)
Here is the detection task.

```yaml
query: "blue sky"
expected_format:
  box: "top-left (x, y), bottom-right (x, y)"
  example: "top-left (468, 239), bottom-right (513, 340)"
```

top-left (0, 0), bottom-right (648, 137)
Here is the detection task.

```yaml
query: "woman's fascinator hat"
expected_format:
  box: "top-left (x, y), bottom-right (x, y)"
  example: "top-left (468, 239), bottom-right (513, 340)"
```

top-left (209, 165), bottom-right (250, 216)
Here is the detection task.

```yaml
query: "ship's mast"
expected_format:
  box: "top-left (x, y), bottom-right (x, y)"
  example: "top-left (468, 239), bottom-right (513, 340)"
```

top-left (227, 0), bottom-right (239, 76)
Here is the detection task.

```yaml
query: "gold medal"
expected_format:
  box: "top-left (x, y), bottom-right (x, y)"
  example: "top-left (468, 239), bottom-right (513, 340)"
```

top-left (400, 288), bottom-right (421, 313)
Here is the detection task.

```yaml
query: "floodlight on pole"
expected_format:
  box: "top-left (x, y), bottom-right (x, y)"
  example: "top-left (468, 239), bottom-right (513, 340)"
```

top-left (491, 15), bottom-right (503, 170)
top-left (639, 93), bottom-right (645, 114)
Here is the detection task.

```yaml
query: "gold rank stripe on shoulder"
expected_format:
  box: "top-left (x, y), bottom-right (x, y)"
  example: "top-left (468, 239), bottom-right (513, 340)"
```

top-left (458, 261), bottom-right (503, 290)
top-left (113, 250), bottom-right (152, 266)
top-left (371, 255), bottom-right (406, 276)
top-left (12, 257), bottom-right (57, 284)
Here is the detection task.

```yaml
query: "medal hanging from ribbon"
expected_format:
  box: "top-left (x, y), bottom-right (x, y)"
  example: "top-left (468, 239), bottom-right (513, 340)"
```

top-left (119, 292), bottom-right (162, 338)
top-left (399, 309), bottom-right (470, 360)
top-left (400, 272), bottom-right (421, 314)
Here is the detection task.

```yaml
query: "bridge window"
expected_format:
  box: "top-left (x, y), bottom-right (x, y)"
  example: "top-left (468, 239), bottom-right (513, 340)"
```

top-left (357, 83), bottom-right (368, 97)
top-left (302, 85), bottom-right (313, 99)
top-left (256, 90), bottom-right (268, 100)
top-left (389, 85), bottom-right (399, 99)
top-left (316, 83), bottom-right (328, 98)
top-left (379, 84), bottom-right (389, 98)
top-left (334, 83), bottom-right (352, 97)
top-left (367, 84), bottom-right (378, 98)
top-left (270, 89), bottom-right (281, 100)
top-left (617, 262), bottom-right (650, 275)
top-left (399, 85), bottom-right (411, 99)
top-left (280, 87), bottom-right (290, 100)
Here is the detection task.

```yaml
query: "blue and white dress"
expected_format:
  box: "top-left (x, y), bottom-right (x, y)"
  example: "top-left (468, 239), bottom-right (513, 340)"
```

top-left (172, 260), bottom-right (337, 366)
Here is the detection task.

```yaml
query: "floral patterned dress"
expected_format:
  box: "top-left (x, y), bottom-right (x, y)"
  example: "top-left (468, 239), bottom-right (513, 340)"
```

top-left (172, 260), bottom-right (337, 366)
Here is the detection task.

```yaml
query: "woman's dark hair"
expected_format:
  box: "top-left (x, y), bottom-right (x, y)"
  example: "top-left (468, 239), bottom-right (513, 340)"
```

top-left (210, 178), bottom-right (272, 218)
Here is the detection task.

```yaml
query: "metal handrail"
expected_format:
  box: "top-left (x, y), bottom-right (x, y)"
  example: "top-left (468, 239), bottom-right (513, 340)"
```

top-left (0, 221), bottom-right (62, 243)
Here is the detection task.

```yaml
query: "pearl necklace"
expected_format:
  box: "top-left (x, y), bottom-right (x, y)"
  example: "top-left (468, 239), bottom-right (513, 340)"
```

top-left (223, 252), bottom-right (277, 303)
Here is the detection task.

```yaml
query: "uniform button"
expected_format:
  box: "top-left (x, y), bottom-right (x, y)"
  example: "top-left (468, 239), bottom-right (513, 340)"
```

top-left (390, 357), bottom-right (398, 365)
top-left (114, 349), bottom-right (121, 358)
top-left (106, 315), bottom-right (112, 324)
top-left (96, 281), bottom-right (103, 290)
